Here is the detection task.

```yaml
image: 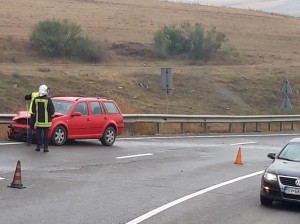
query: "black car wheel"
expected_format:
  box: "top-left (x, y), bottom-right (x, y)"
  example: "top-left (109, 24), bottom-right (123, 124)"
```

top-left (100, 126), bottom-right (116, 146)
top-left (51, 126), bottom-right (67, 146)
top-left (260, 195), bottom-right (273, 206)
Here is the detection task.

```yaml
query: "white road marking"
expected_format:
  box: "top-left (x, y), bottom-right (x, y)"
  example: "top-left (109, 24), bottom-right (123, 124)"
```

top-left (0, 177), bottom-right (5, 180)
top-left (0, 142), bottom-right (24, 146)
top-left (230, 142), bottom-right (257, 146)
top-left (120, 133), bottom-right (299, 140)
top-left (116, 153), bottom-right (153, 159)
top-left (126, 170), bottom-right (264, 224)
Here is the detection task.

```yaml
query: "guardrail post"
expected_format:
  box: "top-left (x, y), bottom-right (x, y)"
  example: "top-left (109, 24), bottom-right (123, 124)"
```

top-left (242, 123), bottom-right (246, 132)
top-left (229, 123), bottom-right (232, 132)
top-left (291, 122), bottom-right (294, 131)
top-left (181, 123), bottom-right (184, 134)
top-left (204, 122), bottom-right (207, 133)
top-left (255, 122), bottom-right (259, 132)
top-left (268, 122), bottom-right (271, 131)
top-left (129, 123), bottom-right (134, 136)
top-left (157, 123), bottom-right (160, 134)
top-left (280, 122), bottom-right (283, 131)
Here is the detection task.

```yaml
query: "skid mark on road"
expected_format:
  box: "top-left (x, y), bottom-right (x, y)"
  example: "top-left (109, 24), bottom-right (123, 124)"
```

top-left (126, 170), bottom-right (264, 224)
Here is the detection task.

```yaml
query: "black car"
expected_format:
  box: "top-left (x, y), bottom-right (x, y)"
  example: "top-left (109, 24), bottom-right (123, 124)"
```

top-left (260, 138), bottom-right (300, 205)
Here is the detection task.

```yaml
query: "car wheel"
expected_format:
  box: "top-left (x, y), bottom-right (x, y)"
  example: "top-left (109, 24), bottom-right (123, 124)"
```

top-left (51, 126), bottom-right (67, 146)
top-left (100, 126), bottom-right (116, 146)
top-left (260, 195), bottom-right (273, 206)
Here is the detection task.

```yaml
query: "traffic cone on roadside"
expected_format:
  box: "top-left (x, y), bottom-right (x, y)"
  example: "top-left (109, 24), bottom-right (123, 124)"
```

top-left (8, 160), bottom-right (25, 189)
top-left (234, 147), bottom-right (243, 165)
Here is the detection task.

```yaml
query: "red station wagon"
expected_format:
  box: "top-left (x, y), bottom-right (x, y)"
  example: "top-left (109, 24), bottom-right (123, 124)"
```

top-left (7, 97), bottom-right (124, 146)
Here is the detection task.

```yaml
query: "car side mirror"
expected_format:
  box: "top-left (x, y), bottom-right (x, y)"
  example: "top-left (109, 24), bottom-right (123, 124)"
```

top-left (72, 112), bottom-right (82, 117)
top-left (267, 153), bottom-right (276, 160)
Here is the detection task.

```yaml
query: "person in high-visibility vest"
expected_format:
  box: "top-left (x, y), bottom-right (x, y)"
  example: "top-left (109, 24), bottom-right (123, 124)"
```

top-left (24, 91), bottom-right (39, 145)
top-left (32, 85), bottom-right (55, 152)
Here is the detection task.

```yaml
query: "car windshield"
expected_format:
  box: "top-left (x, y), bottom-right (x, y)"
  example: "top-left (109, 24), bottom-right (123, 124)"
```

top-left (278, 142), bottom-right (300, 162)
top-left (52, 100), bottom-right (74, 115)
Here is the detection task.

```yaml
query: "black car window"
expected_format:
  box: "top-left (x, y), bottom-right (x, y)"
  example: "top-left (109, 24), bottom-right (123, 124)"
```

top-left (278, 143), bottom-right (300, 162)
top-left (73, 102), bottom-right (88, 116)
top-left (90, 101), bottom-right (104, 115)
top-left (104, 102), bottom-right (119, 114)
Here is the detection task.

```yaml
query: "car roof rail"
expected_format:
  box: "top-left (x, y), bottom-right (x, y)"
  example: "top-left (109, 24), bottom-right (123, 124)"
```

top-left (75, 97), bottom-right (83, 101)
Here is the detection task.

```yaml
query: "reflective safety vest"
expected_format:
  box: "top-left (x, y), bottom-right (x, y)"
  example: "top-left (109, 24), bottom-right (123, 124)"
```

top-left (29, 92), bottom-right (39, 115)
top-left (35, 98), bottom-right (52, 127)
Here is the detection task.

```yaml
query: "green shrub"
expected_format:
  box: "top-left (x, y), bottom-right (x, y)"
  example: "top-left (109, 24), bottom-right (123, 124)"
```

top-left (153, 25), bottom-right (189, 58)
top-left (74, 36), bottom-right (101, 62)
top-left (153, 22), bottom-right (227, 61)
top-left (30, 19), bottom-right (101, 62)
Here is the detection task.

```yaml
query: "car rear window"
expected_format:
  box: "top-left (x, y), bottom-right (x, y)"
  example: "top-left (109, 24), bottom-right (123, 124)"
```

top-left (103, 102), bottom-right (120, 114)
top-left (90, 101), bottom-right (104, 115)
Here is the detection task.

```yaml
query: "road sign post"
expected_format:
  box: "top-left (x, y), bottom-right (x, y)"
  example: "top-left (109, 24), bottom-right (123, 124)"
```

top-left (161, 68), bottom-right (173, 113)
top-left (280, 78), bottom-right (292, 110)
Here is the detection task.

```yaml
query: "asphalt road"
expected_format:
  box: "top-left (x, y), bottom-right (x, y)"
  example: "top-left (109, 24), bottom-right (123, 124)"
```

top-left (1, 134), bottom-right (300, 224)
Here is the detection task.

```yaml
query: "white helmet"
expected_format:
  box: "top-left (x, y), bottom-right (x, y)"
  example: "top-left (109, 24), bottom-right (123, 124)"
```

top-left (39, 84), bottom-right (49, 96)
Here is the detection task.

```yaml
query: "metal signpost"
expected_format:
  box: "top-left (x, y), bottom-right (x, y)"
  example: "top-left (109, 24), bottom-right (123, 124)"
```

top-left (280, 78), bottom-right (292, 109)
top-left (161, 68), bottom-right (173, 113)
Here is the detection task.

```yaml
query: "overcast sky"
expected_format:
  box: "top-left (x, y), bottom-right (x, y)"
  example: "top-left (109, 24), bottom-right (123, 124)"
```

top-left (166, 0), bottom-right (300, 16)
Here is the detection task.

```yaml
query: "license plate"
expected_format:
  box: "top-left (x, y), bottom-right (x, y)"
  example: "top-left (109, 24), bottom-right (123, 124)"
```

top-left (284, 187), bottom-right (300, 195)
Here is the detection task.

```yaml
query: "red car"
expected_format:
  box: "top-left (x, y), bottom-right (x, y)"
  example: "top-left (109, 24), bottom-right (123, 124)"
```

top-left (7, 97), bottom-right (124, 146)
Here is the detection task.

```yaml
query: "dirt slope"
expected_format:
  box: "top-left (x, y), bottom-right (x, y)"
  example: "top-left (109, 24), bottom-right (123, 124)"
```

top-left (1, 0), bottom-right (300, 115)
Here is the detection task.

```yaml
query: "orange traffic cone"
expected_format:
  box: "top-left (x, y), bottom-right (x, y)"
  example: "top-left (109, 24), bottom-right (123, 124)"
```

top-left (8, 160), bottom-right (25, 189)
top-left (234, 147), bottom-right (243, 165)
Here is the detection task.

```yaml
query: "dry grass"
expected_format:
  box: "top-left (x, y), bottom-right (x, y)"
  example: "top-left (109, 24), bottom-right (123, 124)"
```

top-left (0, 124), bottom-right (8, 140)
top-left (1, 0), bottom-right (300, 117)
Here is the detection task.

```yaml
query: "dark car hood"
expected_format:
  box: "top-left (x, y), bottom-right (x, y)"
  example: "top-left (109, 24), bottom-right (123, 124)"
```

top-left (267, 159), bottom-right (300, 177)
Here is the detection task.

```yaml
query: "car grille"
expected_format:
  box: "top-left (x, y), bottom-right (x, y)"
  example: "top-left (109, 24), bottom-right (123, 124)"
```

top-left (282, 193), bottom-right (300, 200)
top-left (15, 118), bottom-right (29, 125)
top-left (279, 176), bottom-right (300, 201)
top-left (279, 176), bottom-right (299, 187)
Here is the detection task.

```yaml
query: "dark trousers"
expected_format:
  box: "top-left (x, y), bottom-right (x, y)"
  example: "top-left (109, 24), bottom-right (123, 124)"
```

top-left (27, 114), bottom-right (36, 144)
top-left (36, 127), bottom-right (49, 149)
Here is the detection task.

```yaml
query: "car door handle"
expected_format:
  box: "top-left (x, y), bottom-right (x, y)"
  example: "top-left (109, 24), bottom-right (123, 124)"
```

top-left (87, 118), bottom-right (91, 121)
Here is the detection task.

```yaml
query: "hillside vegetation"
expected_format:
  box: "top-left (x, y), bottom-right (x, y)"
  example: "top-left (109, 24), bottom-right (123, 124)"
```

top-left (1, 0), bottom-right (300, 115)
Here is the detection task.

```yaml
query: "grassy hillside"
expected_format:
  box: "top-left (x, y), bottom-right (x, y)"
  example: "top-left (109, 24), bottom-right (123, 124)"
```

top-left (1, 0), bottom-right (300, 115)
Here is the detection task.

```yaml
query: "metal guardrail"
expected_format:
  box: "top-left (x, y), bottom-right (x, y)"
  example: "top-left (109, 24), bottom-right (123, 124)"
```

top-left (1, 113), bottom-right (300, 134)
top-left (0, 114), bottom-right (16, 124)
top-left (124, 114), bottom-right (300, 134)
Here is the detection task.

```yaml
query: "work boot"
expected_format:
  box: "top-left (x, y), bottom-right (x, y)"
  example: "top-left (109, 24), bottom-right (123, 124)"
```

top-left (44, 147), bottom-right (49, 153)
top-left (35, 148), bottom-right (40, 152)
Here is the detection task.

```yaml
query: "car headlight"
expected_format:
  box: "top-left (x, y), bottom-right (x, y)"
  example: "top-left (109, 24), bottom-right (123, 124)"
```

top-left (263, 172), bottom-right (277, 181)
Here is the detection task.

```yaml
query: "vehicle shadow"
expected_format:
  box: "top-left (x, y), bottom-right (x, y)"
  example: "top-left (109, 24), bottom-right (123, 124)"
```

top-left (263, 201), bottom-right (300, 212)
top-left (7, 139), bottom-right (121, 148)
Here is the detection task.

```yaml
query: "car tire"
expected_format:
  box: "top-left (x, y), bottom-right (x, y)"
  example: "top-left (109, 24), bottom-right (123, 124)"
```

top-left (260, 194), bottom-right (273, 206)
top-left (51, 126), bottom-right (67, 146)
top-left (100, 126), bottom-right (116, 146)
